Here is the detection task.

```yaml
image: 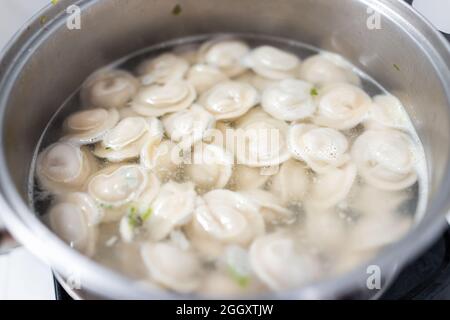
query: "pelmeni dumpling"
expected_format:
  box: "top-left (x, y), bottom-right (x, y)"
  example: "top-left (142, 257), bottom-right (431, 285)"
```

top-left (199, 81), bottom-right (259, 120)
top-left (240, 189), bottom-right (294, 224)
top-left (186, 64), bottom-right (228, 94)
top-left (269, 159), bottom-right (310, 205)
top-left (350, 214), bottom-right (413, 252)
top-left (162, 104), bottom-right (216, 148)
top-left (288, 124), bottom-right (350, 173)
top-left (313, 83), bottom-right (372, 130)
top-left (140, 139), bottom-right (184, 181)
top-left (351, 129), bottom-right (418, 191)
top-left (190, 190), bottom-right (265, 246)
top-left (298, 53), bottom-right (360, 86)
top-left (307, 163), bottom-right (357, 209)
top-left (262, 79), bottom-right (316, 121)
top-left (314, 83), bottom-right (371, 130)
top-left (48, 192), bottom-right (101, 256)
top-left (63, 108), bottom-right (120, 145)
top-left (364, 94), bottom-right (410, 130)
top-left (185, 143), bottom-right (233, 190)
top-left (131, 81), bottom-right (196, 117)
top-left (303, 206), bottom-right (348, 252)
top-left (137, 53), bottom-right (189, 85)
top-left (234, 108), bottom-right (291, 167)
top-left (231, 165), bottom-right (270, 191)
top-left (243, 46), bottom-right (300, 80)
top-left (145, 181), bottom-right (196, 241)
top-left (235, 71), bottom-right (278, 93)
top-left (36, 142), bottom-right (97, 194)
top-left (93, 117), bottom-right (163, 162)
top-left (88, 164), bottom-right (148, 209)
top-left (140, 242), bottom-right (201, 293)
top-left (198, 39), bottom-right (249, 77)
top-left (81, 69), bottom-right (140, 109)
top-left (250, 233), bottom-right (319, 291)
top-left (118, 106), bottom-right (141, 119)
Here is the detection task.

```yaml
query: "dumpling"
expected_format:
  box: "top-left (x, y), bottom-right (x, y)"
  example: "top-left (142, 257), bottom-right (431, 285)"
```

top-left (140, 139), bottom-right (185, 181)
top-left (249, 233), bottom-right (319, 291)
top-left (269, 159), bottom-right (310, 205)
top-left (303, 205), bottom-right (348, 252)
top-left (262, 79), bottom-right (316, 121)
top-left (197, 38), bottom-right (249, 77)
top-left (364, 94), bottom-right (410, 130)
top-left (243, 46), bottom-right (300, 80)
top-left (288, 123), bottom-right (350, 173)
top-left (230, 165), bottom-right (270, 191)
top-left (185, 143), bottom-right (233, 190)
top-left (189, 190), bottom-right (265, 246)
top-left (199, 81), bottom-right (259, 120)
top-left (240, 189), bottom-right (294, 224)
top-left (87, 165), bottom-right (152, 221)
top-left (144, 181), bottom-right (196, 241)
top-left (93, 117), bottom-right (163, 162)
top-left (131, 81), bottom-right (196, 117)
top-left (48, 192), bottom-right (100, 256)
top-left (140, 242), bottom-right (201, 293)
top-left (63, 108), bottom-right (120, 145)
top-left (313, 83), bottom-right (371, 130)
top-left (351, 129), bottom-right (418, 191)
top-left (36, 142), bottom-right (97, 194)
top-left (186, 64), bottom-right (228, 94)
top-left (298, 53), bottom-right (360, 86)
top-left (234, 108), bottom-right (291, 167)
top-left (350, 214), bottom-right (413, 252)
top-left (137, 53), bottom-right (189, 85)
top-left (80, 69), bottom-right (140, 109)
top-left (307, 163), bottom-right (357, 209)
top-left (162, 104), bottom-right (216, 148)
top-left (235, 71), bottom-right (278, 93)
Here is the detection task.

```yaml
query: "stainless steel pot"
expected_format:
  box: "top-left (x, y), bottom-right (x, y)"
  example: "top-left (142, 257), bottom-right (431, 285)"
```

top-left (1, 0), bottom-right (450, 299)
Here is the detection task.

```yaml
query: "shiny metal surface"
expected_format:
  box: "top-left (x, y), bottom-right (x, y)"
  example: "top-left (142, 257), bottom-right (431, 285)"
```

top-left (0, 0), bottom-right (450, 299)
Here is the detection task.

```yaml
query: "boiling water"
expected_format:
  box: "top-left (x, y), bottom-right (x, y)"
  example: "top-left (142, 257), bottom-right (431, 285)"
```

top-left (29, 34), bottom-right (428, 295)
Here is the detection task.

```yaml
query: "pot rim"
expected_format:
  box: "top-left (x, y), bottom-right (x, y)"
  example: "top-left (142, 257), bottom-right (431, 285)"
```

top-left (0, 0), bottom-right (449, 299)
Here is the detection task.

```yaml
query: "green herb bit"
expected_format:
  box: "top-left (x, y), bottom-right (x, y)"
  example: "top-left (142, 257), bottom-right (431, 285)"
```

top-left (105, 146), bottom-right (112, 150)
top-left (172, 4), bottom-right (182, 16)
top-left (127, 211), bottom-right (143, 229)
top-left (310, 87), bottom-right (319, 97)
top-left (99, 203), bottom-right (113, 210)
top-left (228, 266), bottom-right (250, 288)
top-left (393, 63), bottom-right (401, 71)
top-left (39, 16), bottom-right (48, 26)
top-left (141, 207), bottom-right (153, 222)
top-left (51, 0), bottom-right (59, 5)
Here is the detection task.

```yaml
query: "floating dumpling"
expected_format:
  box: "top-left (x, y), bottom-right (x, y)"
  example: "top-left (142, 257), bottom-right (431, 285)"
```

top-left (48, 192), bottom-right (100, 256)
top-left (352, 129), bottom-right (418, 191)
top-left (298, 53), bottom-right (360, 86)
top-left (243, 46), bottom-right (300, 80)
top-left (262, 79), bottom-right (316, 121)
top-left (313, 83), bottom-right (371, 130)
top-left (199, 81), bottom-right (259, 120)
top-left (93, 117), bottom-right (163, 162)
top-left (63, 108), bottom-right (119, 145)
top-left (198, 38), bottom-right (249, 77)
top-left (186, 64), bottom-right (228, 94)
top-left (81, 69), bottom-right (140, 109)
top-left (162, 104), bottom-right (216, 148)
top-left (364, 94), bottom-right (410, 130)
top-left (185, 143), bottom-right (233, 190)
top-left (36, 142), bottom-right (97, 194)
top-left (131, 81), bottom-right (196, 117)
top-left (137, 53), bottom-right (189, 85)
top-left (288, 123), bottom-right (350, 173)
